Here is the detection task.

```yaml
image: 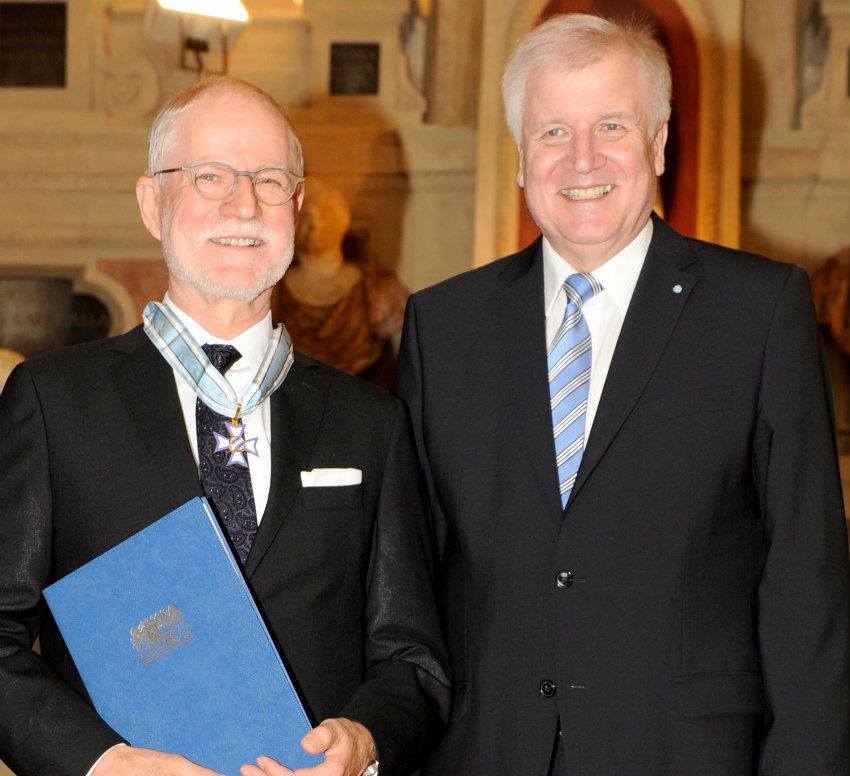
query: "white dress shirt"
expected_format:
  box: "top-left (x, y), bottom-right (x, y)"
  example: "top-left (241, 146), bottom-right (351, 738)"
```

top-left (165, 293), bottom-right (274, 523)
top-left (542, 220), bottom-right (653, 439)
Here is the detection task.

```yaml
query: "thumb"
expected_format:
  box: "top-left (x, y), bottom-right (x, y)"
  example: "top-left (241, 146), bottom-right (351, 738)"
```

top-left (302, 721), bottom-right (336, 754)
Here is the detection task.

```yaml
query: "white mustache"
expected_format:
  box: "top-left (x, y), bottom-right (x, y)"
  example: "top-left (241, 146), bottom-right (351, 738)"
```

top-left (198, 219), bottom-right (273, 243)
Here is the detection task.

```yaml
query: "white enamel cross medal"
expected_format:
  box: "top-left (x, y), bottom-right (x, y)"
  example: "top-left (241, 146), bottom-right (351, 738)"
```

top-left (213, 406), bottom-right (259, 468)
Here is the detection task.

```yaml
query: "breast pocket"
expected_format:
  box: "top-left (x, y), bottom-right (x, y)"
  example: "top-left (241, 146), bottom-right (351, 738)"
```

top-left (637, 384), bottom-right (733, 426)
top-left (300, 484), bottom-right (364, 511)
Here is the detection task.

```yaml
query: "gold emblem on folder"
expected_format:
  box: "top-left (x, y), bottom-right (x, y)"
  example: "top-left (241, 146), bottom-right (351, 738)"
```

top-left (130, 605), bottom-right (194, 667)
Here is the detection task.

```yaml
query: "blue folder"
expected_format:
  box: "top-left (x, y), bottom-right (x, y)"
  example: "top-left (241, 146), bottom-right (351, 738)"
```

top-left (43, 497), bottom-right (322, 775)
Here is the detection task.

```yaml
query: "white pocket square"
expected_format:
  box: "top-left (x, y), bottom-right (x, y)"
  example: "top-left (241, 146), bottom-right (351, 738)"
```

top-left (300, 468), bottom-right (362, 487)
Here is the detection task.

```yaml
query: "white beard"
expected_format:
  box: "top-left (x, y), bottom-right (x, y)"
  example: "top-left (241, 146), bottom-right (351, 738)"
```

top-left (160, 209), bottom-right (294, 303)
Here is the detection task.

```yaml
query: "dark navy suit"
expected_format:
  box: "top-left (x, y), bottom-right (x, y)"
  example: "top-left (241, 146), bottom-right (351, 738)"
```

top-left (395, 215), bottom-right (850, 775)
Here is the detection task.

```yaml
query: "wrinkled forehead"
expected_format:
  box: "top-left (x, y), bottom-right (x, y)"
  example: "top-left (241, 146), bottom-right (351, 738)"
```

top-left (171, 89), bottom-right (293, 166)
top-left (522, 48), bottom-right (655, 121)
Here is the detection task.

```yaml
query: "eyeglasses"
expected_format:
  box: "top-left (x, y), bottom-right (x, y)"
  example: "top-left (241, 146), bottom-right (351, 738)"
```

top-left (155, 161), bottom-right (304, 206)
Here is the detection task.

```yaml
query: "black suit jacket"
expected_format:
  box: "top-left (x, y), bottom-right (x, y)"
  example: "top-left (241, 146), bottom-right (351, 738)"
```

top-left (0, 326), bottom-right (450, 776)
top-left (394, 216), bottom-right (850, 775)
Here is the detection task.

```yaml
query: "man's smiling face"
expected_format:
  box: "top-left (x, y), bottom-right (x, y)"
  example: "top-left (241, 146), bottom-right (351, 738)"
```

top-left (518, 44), bottom-right (668, 270)
top-left (151, 87), bottom-right (301, 304)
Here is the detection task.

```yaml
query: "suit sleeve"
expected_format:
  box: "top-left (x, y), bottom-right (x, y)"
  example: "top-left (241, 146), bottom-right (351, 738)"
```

top-left (392, 297), bottom-right (448, 557)
top-left (338, 391), bottom-right (451, 776)
top-left (0, 364), bottom-right (124, 776)
top-left (752, 265), bottom-right (850, 773)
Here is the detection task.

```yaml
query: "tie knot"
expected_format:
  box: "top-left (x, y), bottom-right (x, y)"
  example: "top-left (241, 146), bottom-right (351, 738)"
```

top-left (564, 273), bottom-right (603, 309)
top-left (202, 343), bottom-right (242, 375)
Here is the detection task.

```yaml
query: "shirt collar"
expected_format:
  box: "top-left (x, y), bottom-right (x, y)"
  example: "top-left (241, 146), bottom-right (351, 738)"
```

top-left (543, 219), bottom-right (653, 317)
top-left (162, 292), bottom-right (273, 371)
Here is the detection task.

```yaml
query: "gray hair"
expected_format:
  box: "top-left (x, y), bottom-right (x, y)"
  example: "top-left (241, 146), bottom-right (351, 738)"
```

top-left (146, 76), bottom-right (304, 176)
top-left (501, 13), bottom-right (672, 145)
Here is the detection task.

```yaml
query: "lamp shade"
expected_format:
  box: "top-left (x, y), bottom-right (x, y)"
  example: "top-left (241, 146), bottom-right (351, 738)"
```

top-left (157, 0), bottom-right (248, 22)
top-left (144, 0), bottom-right (249, 52)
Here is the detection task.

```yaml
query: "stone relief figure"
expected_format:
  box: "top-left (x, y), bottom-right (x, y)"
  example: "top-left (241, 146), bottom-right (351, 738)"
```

top-left (796, 0), bottom-right (829, 128)
top-left (272, 179), bottom-right (409, 388)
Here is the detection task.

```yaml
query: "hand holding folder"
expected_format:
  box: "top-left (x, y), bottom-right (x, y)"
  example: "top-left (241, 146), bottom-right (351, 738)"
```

top-left (43, 498), bottom-right (323, 776)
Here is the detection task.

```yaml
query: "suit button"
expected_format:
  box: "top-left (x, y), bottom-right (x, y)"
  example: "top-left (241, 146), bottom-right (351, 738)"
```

top-left (555, 570), bottom-right (574, 588)
top-left (539, 680), bottom-right (557, 697)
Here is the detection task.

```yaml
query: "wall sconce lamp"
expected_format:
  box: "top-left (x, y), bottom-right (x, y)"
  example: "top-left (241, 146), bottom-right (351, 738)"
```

top-left (144, 0), bottom-right (250, 75)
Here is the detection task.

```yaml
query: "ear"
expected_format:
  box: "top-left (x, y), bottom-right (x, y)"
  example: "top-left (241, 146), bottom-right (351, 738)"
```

top-left (136, 175), bottom-right (163, 241)
top-left (516, 146), bottom-right (526, 189)
top-left (293, 181), bottom-right (305, 218)
top-left (652, 122), bottom-right (669, 177)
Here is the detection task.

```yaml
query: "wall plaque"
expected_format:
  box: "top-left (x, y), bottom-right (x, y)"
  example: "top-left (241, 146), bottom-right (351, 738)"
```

top-left (0, 2), bottom-right (67, 87)
top-left (329, 43), bottom-right (379, 96)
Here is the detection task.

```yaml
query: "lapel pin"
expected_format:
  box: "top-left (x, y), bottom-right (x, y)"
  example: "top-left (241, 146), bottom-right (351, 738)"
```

top-left (672, 284), bottom-right (683, 294)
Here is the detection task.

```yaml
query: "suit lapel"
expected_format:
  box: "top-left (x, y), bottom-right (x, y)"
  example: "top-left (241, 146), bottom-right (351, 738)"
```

top-left (571, 217), bottom-right (698, 501)
top-left (494, 239), bottom-right (565, 516)
top-left (111, 327), bottom-right (203, 503)
top-left (244, 357), bottom-right (328, 576)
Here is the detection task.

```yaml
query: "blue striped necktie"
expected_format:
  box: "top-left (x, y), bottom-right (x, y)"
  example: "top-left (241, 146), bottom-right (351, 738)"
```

top-left (548, 273), bottom-right (603, 508)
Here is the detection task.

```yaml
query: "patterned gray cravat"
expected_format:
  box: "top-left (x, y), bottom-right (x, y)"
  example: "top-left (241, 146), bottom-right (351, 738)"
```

top-left (196, 344), bottom-right (258, 564)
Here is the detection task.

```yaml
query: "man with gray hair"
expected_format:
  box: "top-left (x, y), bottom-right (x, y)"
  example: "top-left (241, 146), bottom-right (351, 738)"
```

top-left (0, 77), bottom-right (449, 776)
top-left (394, 13), bottom-right (849, 775)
